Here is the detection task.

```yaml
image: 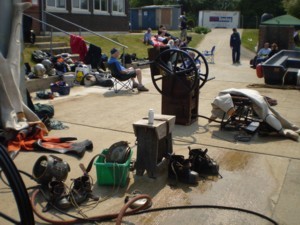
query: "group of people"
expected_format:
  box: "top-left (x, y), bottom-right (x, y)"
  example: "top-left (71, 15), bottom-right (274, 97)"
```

top-left (250, 42), bottom-right (279, 68)
top-left (111, 14), bottom-right (191, 92)
top-left (143, 12), bottom-right (190, 48)
top-left (143, 25), bottom-right (191, 48)
top-left (109, 13), bottom-right (191, 93)
top-left (230, 28), bottom-right (279, 68)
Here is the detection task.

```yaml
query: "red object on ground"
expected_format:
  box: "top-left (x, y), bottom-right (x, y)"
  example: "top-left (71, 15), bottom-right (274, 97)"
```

top-left (256, 63), bottom-right (264, 78)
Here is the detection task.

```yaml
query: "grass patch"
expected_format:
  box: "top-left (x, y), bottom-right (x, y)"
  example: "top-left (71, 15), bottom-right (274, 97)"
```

top-left (23, 45), bottom-right (39, 65)
top-left (23, 29), bottom-right (259, 66)
top-left (241, 29), bottom-right (258, 53)
top-left (84, 30), bottom-right (204, 58)
top-left (23, 30), bottom-right (204, 66)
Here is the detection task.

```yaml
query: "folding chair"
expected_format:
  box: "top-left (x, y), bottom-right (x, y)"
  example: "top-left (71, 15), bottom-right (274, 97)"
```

top-left (107, 62), bottom-right (134, 93)
top-left (202, 46), bottom-right (216, 64)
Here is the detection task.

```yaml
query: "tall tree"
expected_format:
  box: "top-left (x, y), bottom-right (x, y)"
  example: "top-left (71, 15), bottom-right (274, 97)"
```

top-left (238, 0), bottom-right (285, 18)
top-left (129, 0), bottom-right (153, 7)
top-left (282, 0), bottom-right (300, 18)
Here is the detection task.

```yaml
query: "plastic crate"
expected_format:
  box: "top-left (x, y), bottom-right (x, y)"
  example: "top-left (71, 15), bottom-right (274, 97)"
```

top-left (50, 84), bottom-right (71, 95)
top-left (94, 149), bottom-right (132, 187)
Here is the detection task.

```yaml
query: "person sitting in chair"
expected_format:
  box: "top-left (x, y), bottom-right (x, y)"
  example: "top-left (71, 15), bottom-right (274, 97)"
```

top-left (181, 51), bottom-right (201, 72)
top-left (256, 42), bottom-right (271, 64)
top-left (268, 43), bottom-right (279, 58)
top-left (108, 48), bottom-right (149, 92)
top-left (250, 42), bottom-right (271, 68)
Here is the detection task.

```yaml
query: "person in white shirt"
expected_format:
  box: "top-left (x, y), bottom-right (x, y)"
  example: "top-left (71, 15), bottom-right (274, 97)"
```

top-left (143, 28), bottom-right (154, 46)
top-left (255, 42), bottom-right (271, 64)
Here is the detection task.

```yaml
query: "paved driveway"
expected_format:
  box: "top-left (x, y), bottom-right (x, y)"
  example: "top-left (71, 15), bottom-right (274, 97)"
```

top-left (1, 29), bottom-right (299, 225)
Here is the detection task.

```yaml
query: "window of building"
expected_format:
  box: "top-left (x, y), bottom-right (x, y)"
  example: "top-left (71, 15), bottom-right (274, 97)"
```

top-left (46, 0), bottom-right (67, 12)
top-left (112, 0), bottom-right (125, 16)
top-left (72, 0), bottom-right (90, 13)
top-left (94, 0), bottom-right (109, 15)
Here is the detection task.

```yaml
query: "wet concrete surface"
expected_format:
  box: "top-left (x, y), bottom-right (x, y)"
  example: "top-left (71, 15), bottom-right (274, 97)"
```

top-left (1, 29), bottom-right (300, 225)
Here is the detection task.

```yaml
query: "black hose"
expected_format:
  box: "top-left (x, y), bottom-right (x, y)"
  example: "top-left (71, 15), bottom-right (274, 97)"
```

top-left (132, 205), bottom-right (278, 225)
top-left (32, 187), bottom-right (278, 225)
top-left (0, 145), bottom-right (35, 225)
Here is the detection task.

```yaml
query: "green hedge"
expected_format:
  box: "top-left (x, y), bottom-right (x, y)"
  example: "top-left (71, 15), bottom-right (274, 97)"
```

top-left (193, 26), bottom-right (211, 34)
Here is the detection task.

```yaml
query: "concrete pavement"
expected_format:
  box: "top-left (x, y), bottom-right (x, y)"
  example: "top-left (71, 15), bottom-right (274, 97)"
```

top-left (1, 29), bottom-right (300, 225)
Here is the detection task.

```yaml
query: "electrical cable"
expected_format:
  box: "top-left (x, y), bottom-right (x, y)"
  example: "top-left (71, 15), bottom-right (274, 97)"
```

top-left (31, 188), bottom-right (279, 225)
top-left (0, 118), bottom-right (280, 225)
top-left (29, 160), bottom-right (136, 224)
top-left (38, 187), bottom-right (91, 221)
top-left (0, 168), bottom-right (40, 191)
top-left (195, 114), bottom-right (223, 123)
top-left (0, 211), bottom-right (21, 225)
top-left (131, 205), bottom-right (279, 225)
top-left (31, 189), bottom-right (152, 224)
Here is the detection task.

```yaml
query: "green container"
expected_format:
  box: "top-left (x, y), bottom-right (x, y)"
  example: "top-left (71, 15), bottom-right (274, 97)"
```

top-left (94, 149), bottom-right (132, 187)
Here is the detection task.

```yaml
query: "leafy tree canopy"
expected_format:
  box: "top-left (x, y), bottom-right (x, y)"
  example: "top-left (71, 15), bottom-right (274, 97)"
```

top-left (282, 0), bottom-right (300, 18)
top-left (238, 0), bottom-right (285, 18)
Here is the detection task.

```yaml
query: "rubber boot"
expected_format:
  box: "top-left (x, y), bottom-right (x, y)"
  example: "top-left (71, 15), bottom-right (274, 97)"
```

top-left (188, 148), bottom-right (219, 176)
top-left (70, 175), bottom-right (98, 204)
top-left (168, 155), bottom-right (198, 185)
top-left (48, 181), bottom-right (71, 210)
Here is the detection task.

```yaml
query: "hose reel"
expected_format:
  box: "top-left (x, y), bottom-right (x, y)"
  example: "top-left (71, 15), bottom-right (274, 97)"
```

top-left (150, 47), bottom-right (210, 98)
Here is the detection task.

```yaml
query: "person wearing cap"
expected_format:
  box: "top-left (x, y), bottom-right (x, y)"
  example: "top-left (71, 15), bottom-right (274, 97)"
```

top-left (108, 48), bottom-right (149, 91)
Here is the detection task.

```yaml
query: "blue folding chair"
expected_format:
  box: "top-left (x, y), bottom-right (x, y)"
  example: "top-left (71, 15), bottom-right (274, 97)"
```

top-left (202, 46), bottom-right (216, 64)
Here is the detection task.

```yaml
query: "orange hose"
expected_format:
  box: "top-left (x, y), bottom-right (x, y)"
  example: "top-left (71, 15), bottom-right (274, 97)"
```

top-left (30, 189), bottom-right (152, 224)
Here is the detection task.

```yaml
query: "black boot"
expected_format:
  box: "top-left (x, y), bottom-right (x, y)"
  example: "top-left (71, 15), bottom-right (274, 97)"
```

top-left (48, 180), bottom-right (72, 210)
top-left (70, 175), bottom-right (98, 205)
top-left (168, 155), bottom-right (198, 185)
top-left (188, 148), bottom-right (219, 176)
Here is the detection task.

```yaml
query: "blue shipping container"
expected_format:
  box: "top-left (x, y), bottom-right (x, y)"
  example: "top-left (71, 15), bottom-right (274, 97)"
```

top-left (142, 8), bottom-right (156, 29)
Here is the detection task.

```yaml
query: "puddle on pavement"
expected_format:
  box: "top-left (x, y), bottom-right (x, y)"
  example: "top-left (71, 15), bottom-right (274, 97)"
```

top-left (217, 151), bottom-right (253, 171)
top-left (197, 180), bottom-right (214, 193)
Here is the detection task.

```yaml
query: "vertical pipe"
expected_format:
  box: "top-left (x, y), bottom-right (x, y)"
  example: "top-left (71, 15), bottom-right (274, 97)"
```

top-left (50, 27), bottom-right (53, 55)
top-left (0, 1), bottom-right (13, 58)
top-left (41, 0), bottom-right (46, 32)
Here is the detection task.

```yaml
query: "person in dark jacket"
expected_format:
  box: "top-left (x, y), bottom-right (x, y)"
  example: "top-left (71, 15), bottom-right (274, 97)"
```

top-left (230, 28), bottom-right (241, 64)
top-left (179, 12), bottom-right (188, 41)
top-left (268, 43), bottom-right (279, 58)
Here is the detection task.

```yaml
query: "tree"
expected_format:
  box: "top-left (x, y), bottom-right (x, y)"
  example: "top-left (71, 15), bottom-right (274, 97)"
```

top-left (129, 0), bottom-right (180, 7)
top-left (129, 0), bottom-right (153, 7)
top-left (282, 0), bottom-right (300, 18)
top-left (238, 0), bottom-right (285, 27)
top-left (238, 0), bottom-right (285, 18)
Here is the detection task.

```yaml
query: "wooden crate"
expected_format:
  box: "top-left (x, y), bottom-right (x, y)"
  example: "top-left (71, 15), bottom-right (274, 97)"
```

top-left (161, 75), bottom-right (199, 125)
